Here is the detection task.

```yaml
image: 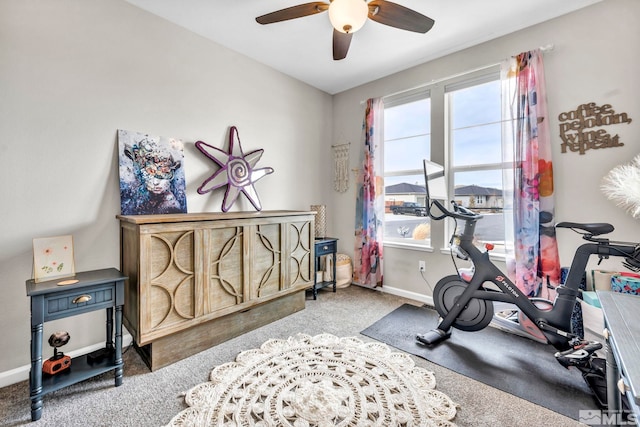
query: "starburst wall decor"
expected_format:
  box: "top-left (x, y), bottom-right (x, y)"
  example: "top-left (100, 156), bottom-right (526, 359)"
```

top-left (195, 126), bottom-right (274, 212)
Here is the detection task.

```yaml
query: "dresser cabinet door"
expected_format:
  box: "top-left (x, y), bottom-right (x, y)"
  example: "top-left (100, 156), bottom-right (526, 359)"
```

top-left (143, 229), bottom-right (196, 337)
top-left (203, 226), bottom-right (246, 314)
top-left (288, 220), bottom-right (313, 291)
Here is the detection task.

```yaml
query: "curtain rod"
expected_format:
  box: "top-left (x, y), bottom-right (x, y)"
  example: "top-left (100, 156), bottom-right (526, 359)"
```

top-left (359, 62), bottom-right (498, 105)
top-left (359, 44), bottom-right (554, 105)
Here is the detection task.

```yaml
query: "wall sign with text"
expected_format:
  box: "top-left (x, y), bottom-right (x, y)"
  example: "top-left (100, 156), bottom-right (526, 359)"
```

top-left (558, 102), bottom-right (632, 155)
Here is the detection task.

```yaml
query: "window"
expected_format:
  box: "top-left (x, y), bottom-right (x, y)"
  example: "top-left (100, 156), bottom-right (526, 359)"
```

top-left (383, 67), bottom-right (507, 251)
top-left (383, 90), bottom-right (431, 246)
top-left (447, 77), bottom-right (505, 250)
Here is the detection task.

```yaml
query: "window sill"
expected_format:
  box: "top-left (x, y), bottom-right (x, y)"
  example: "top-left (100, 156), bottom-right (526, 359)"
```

top-left (383, 241), bottom-right (507, 263)
top-left (383, 241), bottom-right (435, 252)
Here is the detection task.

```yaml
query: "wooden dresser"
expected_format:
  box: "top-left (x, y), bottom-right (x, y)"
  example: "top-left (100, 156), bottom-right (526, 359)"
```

top-left (117, 210), bottom-right (314, 370)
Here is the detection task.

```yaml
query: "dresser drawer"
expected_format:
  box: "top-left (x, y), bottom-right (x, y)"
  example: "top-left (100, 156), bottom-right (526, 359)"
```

top-left (43, 284), bottom-right (115, 321)
top-left (315, 240), bottom-right (337, 256)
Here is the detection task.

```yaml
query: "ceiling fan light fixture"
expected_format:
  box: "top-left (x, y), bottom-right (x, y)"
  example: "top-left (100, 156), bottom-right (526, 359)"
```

top-left (328, 0), bottom-right (368, 34)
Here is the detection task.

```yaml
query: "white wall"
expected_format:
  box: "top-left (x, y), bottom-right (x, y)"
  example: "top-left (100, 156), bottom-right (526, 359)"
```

top-left (331, 0), bottom-right (640, 300)
top-left (0, 0), bottom-right (333, 384)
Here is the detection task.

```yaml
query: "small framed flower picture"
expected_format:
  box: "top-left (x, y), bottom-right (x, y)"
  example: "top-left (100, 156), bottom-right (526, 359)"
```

top-left (33, 235), bottom-right (76, 283)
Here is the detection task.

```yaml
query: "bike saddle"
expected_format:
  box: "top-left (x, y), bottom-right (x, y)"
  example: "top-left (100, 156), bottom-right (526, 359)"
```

top-left (556, 222), bottom-right (614, 236)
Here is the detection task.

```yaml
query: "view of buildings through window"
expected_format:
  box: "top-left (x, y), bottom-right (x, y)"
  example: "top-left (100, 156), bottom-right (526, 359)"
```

top-left (383, 69), bottom-right (507, 250)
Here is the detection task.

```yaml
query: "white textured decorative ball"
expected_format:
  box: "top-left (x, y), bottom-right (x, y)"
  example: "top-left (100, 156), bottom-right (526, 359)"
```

top-left (601, 154), bottom-right (640, 219)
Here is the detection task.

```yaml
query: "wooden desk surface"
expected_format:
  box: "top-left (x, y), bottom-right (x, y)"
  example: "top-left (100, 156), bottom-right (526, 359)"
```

top-left (598, 291), bottom-right (640, 406)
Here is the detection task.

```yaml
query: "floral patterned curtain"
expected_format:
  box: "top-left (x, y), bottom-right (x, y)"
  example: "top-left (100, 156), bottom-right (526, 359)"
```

top-left (353, 98), bottom-right (384, 288)
top-left (501, 49), bottom-right (561, 299)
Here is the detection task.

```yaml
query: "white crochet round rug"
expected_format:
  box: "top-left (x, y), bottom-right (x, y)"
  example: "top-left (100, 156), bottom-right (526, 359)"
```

top-left (167, 333), bottom-right (458, 426)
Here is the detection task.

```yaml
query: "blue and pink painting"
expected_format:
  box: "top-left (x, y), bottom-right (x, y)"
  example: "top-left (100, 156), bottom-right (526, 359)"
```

top-left (117, 129), bottom-right (187, 215)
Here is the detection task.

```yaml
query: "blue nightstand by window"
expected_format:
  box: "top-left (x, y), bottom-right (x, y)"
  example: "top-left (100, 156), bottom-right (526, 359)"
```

top-left (312, 238), bottom-right (338, 299)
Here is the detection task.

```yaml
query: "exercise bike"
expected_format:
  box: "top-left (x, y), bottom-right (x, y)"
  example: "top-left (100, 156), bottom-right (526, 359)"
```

top-left (416, 159), bottom-right (640, 408)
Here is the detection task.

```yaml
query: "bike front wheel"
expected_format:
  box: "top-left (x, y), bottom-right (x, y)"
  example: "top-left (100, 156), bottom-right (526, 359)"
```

top-left (433, 275), bottom-right (494, 331)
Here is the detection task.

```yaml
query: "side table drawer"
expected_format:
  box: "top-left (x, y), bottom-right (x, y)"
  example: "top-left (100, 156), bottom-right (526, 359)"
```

top-left (316, 240), bottom-right (336, 256)
top-left (44, 285), bottom-right (115, 321)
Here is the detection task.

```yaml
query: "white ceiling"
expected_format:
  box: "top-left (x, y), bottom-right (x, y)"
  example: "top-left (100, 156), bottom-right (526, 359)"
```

top-left (124, 0), bottom-right (602, 94)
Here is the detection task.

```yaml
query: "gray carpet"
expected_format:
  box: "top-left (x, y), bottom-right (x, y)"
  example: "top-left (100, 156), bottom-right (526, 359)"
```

top-left (0, 286), bottom-right (585, 426)
top-left (361, 303), bottom-right (599, 421)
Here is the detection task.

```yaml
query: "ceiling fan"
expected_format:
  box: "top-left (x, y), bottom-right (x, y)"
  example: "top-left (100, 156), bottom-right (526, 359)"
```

top-left (256, 0), bottom-right (435, 60)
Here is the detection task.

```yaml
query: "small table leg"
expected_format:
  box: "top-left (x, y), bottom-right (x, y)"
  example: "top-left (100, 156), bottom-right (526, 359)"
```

top-left (30, 322), bottom-right (43, 421)
top-left (313, 256), bottom-right (320, 300)
top-left (332, 253), bottom-right (337, 293)
top-left (106, 306), bottom-right (114, 350)
top-left (605, 331), bottom-right (621, 415)
top-left (114, 305), bottom-right (123, 386)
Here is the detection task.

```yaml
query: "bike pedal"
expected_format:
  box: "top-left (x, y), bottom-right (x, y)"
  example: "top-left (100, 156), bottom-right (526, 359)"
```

top-left (554, 341), bottom-right (601, 369)
top-left (579, 340), bottom-right (603, 353)
top-left (555, 354), bottom-right (591, 369)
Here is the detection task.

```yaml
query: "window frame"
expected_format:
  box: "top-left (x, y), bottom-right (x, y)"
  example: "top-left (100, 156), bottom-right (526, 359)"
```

top-left (382, 65), bottom-right (508, 257)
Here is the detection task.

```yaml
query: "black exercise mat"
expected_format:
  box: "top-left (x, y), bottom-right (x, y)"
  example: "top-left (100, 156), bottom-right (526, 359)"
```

top-left (361, 303), bottom-right (599, 420)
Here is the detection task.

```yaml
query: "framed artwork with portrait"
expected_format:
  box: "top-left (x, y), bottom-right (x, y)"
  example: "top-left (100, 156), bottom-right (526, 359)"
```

top-left (117, 129), bottom-right (188, 215)
top-left (33, 235), bottom-right (76, 283)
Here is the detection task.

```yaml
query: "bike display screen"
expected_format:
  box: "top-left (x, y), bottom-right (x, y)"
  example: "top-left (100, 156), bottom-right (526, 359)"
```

top-left (423, 159), bottom-right (447, 205)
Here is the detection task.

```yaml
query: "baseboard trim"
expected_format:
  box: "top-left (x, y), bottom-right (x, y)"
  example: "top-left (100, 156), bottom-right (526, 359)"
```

top-left (0, 334), bottom-right (133, 389)
top-left (379, 285), bottom-right (434, 306)
top-left (352, 283), bottom-right (434, 307)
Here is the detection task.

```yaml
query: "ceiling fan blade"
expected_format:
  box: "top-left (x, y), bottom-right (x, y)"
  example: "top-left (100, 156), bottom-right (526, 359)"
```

top-left (368, 0), bottom-right (435, 33)
top-left (256, 2), bottom-right (329, 25)
top-left (333, 29), bottom-right (353, 60)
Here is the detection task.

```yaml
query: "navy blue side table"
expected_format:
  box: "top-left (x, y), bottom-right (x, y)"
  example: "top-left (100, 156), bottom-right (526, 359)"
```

top-left (26, 268), bottom-right (126, 421)
top-left (312, 238), bottom-right (338, 299)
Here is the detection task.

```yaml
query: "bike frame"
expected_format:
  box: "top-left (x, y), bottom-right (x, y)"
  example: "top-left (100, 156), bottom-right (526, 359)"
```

top-left (432, 200), bottom-right (638, 350)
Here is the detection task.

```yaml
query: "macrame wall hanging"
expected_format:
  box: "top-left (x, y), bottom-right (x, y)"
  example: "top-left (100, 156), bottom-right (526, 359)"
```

top-left (332, 142), bottom-right (350, 193)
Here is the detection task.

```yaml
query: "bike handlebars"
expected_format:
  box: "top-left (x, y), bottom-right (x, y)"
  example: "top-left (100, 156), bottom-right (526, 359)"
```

top-left (428, 199), bottom-right (483, 222)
